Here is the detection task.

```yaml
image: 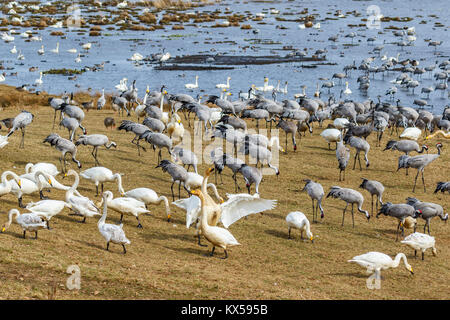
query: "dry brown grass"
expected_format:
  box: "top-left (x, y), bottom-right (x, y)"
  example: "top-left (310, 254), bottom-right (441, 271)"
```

top-left (0, 85), bottom-right (448, 299)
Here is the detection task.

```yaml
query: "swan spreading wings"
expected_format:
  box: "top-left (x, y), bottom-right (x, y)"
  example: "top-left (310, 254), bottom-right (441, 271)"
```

top-left (173, 192), bottom-right (277, 229)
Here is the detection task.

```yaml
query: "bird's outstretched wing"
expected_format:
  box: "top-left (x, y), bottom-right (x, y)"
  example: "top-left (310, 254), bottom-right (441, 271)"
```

top-left (172, 196), bottom-right (201, 228)
top-left (220, 193), bottom-right (277, 228)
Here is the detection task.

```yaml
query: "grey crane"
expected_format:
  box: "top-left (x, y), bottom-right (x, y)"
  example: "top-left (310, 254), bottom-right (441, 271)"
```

top-left (111, 96), bottom-right (130, 117)
top-left (276, 120), bottom-right (297, 152)
top-left (60, 104), bottom-right (87, 134)
top-left (223, 153), bottom-right (245, 192)
top-left (120, 80), bottom-right (138, 109)
top-left (43, 133), bottom-right (81, 174)
top-left (397, 143), bottom-right (443, 192)
top-left (172, 146), bottom-right (198, 173)
top-left (6, 110), bottom-right (34, 148)
top-left (336, 139), bottom-right (350, 181)
top-left (59, 117), bottom-right (79, 141)
top-left (241, 109), bottom-right (270, 131)
top-left (138, 130), bottom-right (172, 163)
top-left (384, 140), bottom-right (428, 175)
top-left (302, 179), bottom-right (324, 222)
top-left (81, 100), bottom-right (94, 113)
top-left (345, 123), bottom-right (373, 140)
top-left (155, 160), bottom-right (188, 201)
top-left (238, 164), bottom-right (262, 194)
top-left (0, 118), bottom-right (14, 132)
top-left (75, 134), bottom-right (117, 165)
top-left (48, 93), bottom-right (69, 128)
top-left (321, 81), bottom-right (335, 94)
top-left (343, 133), bottom-right (370, 170)
top-left (190, 103), bottom-right (214, 133)
top-left (434, 182), bottom-right (450, 194)
top-left (142, 117), bottom-right (165, 133)
top-left (219, 115), bottom-right (247, 131)
top-left (359, 178), bottom-right (384, 217)
top-left (239, 141), bottom-right (280, 175)
top-left (117, 120), bottom-right (149, 155)
top-left (326, 186), bottom-right (370, 227)
top-left (210, 147), bottom-right (225, 185)
top-left (406, 197), bottom-right (448, 234)
top-left (377, 202), bottom-right (422, 241)
top-left (397, 104), bottom-right (419, 126)
top-left (206, 94), bottom-right (236, 116)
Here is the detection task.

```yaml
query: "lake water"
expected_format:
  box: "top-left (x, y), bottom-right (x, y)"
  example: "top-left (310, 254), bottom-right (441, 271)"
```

top-left (0, 0), bottom-right (449, 113)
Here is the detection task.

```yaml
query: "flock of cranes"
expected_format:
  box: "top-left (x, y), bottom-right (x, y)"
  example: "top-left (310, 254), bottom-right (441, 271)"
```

top-left (0, 71), bottom-right (448, 275)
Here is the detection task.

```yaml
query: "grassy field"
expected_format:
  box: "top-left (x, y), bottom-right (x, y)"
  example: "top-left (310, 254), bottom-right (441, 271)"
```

top-left (0, 85), bottom-right (448, 300)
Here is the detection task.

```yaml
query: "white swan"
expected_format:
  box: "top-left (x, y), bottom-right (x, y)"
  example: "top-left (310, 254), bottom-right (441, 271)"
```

top-left (333, 118), bottom-right (350, 130)
top-left (0, 171), bottom-right (21, 197)
top-left (401, 232), bottom-right (437, 260)
top-left (80, 166), bottom-right (125, 196)
top-left (255, 77), bottom-right (274, 92)
top-left (75, 53), bottom-right (81, 63)
top-left (20, 170), bottom-right (78, 198)
top-left (25, 200), bottom-right (70, 229)
top-left (98, 191), bottom-right (130, 254)
top-left (10, 45), bottom-right (17, 54)
top-left (216, 76), bottom-right (231, 90)
top-left (82, 42), bottom-right (92, 50)
top-left (67, 48), bottom-right (77, 54)
top-left (115, 78), bottom-right (128, 92)
top-left (131, 52), bottom-right (144, 61)
top-left (159, 90), bottom-right (169, 124)
top-left (25, 162), bottom-right (60, 176)
top-left (1, 209), bottom-right (47, 239)
top-left (400, 127), bottom-right (422, 141)
top-left (167, 113), bottom-right (184, 142)
top-left (285, 211), bottom-right (314, 242)
top-left (190, 189), bottom-right (240, 259)
top-left (320, 128), bottom-right (342, 149)
top-left (134, 86), bottom-right (149, 120)
top-left (348, 251), bottom-right (414, 278)
top-left (98, 191), bottom-right (149, 228)
top-left (185, 75), bottom-right (199, 90)
top-left (343, 81), bottom-right (352, 95)
top-left (0, 135), bottom-right (9, 148)
top-left (35, 72), bottom-right (43, 85)
top-left (64, 169), bottom-right (100, 223)
top-left (37, 45), bottom-right (44, 55)
top-left (124, 187), bottom-right (171, 221)
top-left (50, 42), bottom-right (59, 54)
top-left (10, 171), bottom-right (52, 208)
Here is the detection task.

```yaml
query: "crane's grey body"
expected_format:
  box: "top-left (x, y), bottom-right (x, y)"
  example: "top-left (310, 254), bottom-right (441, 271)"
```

top-left (377, 202), bottom-right (421, 241)
top-left (326, 186), bottom-right (370, 227)
top-left (359, 178), bottom-right (384, 216)
top-left (142, 117), bottom-right (165, 133)
top-left (238, 164), bottom-right (262, 194)
top-left (117, 120), bottom-right (149, 155)
top-left (223, 153), bottom-right (245, 192)
top-left (343, 133), bottom-right (370, 170)
top-left (277, 120), bottom-right (297, 152)
top-left (336, 140), bottom-right (350, 181)
top-left (303, 179), bottom-right (324, 222)
top-left (434, 182), bottom-right (450, 194)
top-left (172, 146), bottom-right (198, 173)
top-left (75, 134), bottom-right (117, 165)
top-left (138, 130), bottom-right (172, 163)
top-left (156, 160), bottom-right (189, 201)
top-left (59, 117), bottom-right (79, 141)
top-left (406, 197), bottom-right (448, 234)
top-left (43, 133), bottom-right (81, 173)
top-left (397, 143), bottom-right (442, 192)
top-left (6, 110), bottom-right (34, 148)
top-left (60, 104), bottom-right (87, 134)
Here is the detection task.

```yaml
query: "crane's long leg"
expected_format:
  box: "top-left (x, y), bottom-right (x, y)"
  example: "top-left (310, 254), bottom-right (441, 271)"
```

top-left (312, 199), bottom-right (316, 223)
top-left (352, 152), bottom-right (357, 170)
top-left (412, 169), bottom-right (420, 192)
top-left (358, 153), bottom-right (362, 171)
top-left (396, 221), bottom-right (401, 241)
top-left (342, 203), bottom-right (348, 226)
top-left (53, 110), bottom-right (57, 129)
top-left (351, 203), bottom-right (355, 228)
top-left (421, 170), bottom-right (426, 192)
top-left (170, 182), bottom-right (175, 202)
top-left (371, 194), bottom-right (374, 217)
top-left (20, 128), bottom-right (25, 149)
